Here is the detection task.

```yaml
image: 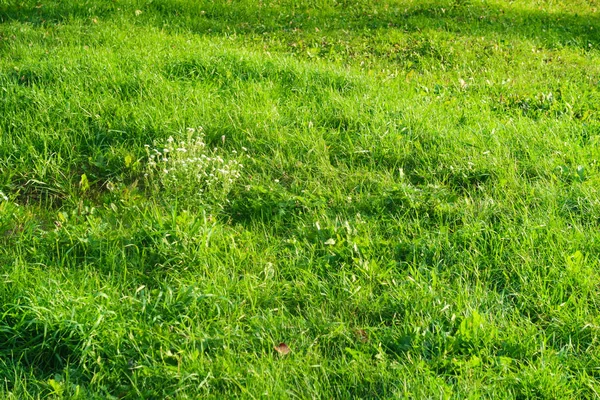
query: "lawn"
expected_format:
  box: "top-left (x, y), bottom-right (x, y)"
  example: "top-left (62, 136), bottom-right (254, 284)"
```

top-left (1, 0), bottom-right (600, 398)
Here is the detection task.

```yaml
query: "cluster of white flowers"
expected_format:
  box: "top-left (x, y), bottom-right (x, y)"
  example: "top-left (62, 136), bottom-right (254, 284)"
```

top-left (145, 127), bottom-right (245, 206)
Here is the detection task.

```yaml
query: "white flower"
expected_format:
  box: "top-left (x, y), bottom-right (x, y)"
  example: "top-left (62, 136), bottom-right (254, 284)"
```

top-left (144, 130), bottom-right (248, 203)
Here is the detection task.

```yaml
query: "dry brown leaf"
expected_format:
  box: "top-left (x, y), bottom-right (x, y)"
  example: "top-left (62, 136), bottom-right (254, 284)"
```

top-left (274, 342), bottom-right (290, 355)
top-left (354, 329), bottom-right (369, 343)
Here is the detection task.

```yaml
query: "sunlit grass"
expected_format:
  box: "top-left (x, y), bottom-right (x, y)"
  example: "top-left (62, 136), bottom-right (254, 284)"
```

top-left (1, 0), bottom-right (600, 398)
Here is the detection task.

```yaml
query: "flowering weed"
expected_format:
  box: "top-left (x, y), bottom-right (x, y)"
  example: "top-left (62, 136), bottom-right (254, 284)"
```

top-left (144, 128), bottom-right (244, 209)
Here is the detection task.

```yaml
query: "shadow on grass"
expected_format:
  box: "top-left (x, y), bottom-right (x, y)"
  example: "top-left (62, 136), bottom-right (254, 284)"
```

top-left (0, 306), bottom-right (88, 392)
top-left (0, 0), bottom-right (117, 23)
top-left (1, 1), bottom-right (598, 50)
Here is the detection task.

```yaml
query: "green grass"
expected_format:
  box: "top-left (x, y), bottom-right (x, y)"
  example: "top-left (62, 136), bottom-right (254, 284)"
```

top-left (1, 0), bottom-right (600, 398)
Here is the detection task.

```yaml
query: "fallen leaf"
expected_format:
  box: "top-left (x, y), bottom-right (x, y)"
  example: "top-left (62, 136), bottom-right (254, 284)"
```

top-left (135, 10), bottom-right (143, 16)
top-left (324, 238), bottom-right (336, 246)
top-left (274, 343), bottom-right (290, 355)
top-left (354, 329), bottom-right (369, 343)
